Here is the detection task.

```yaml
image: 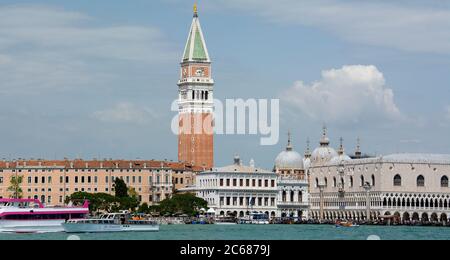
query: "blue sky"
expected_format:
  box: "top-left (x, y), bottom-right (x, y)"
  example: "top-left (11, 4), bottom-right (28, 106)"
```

top-left (0, 0), bottom-right (450, 168)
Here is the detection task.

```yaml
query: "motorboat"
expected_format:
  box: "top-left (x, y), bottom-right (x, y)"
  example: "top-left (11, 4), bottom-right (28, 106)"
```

top-left (214, 216), bottom-right (237, 225)
top-left (62, 211), bottom-right (159, 233)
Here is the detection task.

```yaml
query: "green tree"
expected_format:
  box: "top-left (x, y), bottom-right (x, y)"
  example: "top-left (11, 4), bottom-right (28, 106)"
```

top-left (8, 175), bottom-right (23, 199)
top-left (67, 192), bottom-right (117, 213)
top-left (114, 178), bottom-right (128, 198)
top-left (157, 194), bottom-right (208, 216)
top-left (138, 203), bottom-right (150, 214)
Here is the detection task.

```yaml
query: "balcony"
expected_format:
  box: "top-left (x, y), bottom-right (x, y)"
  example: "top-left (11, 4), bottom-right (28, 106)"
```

top-left (277, 201), bottom-right (309, 208)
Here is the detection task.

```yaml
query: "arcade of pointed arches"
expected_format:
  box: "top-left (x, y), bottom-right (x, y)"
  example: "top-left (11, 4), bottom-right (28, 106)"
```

top-left (310, 192), bottom-right (450, 222)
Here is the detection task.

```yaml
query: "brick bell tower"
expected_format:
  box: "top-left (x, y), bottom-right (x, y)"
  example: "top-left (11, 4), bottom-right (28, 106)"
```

top-left (178, 3), bottom-right (214, 169)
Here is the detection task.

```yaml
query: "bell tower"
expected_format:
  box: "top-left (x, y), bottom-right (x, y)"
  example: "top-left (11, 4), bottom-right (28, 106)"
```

top-left (177, 3), bottom-right (214, 169)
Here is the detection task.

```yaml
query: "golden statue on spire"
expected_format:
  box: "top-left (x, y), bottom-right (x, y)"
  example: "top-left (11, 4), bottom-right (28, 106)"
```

top-left (193, 2), bottom-right (198, 17)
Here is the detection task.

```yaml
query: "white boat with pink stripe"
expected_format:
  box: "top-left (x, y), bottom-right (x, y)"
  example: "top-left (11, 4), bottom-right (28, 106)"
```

top-left (0, 198), bottom-right (89, 233)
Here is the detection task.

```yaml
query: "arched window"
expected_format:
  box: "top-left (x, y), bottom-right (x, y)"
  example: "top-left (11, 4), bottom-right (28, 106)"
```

top-left (315, 178), bottom-right (319, 188)
top-left (324, 178), bottom-right (328, 187)
top-left (371, 175), bottom-right (375, 186)
top-left (340, 178), bottom-right (345, 188)
top-left (205, 91), bottom-right (209, 100)
top-left (441, 176), bottom-right (449, 188)
top-left (417, 175), bottom-right (425, 187)
top-left (350, 176), bottom-right (354, 188)
top-left (393, 175), bottom-right (402, 187)
top-left (360, 175), bottom-right (365, 187)
top-left (333, 177), bottom-right (337, 188)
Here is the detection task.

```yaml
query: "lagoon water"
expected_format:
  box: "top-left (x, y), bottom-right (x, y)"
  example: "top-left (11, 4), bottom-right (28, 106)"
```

top-left (0, 225), bottom-right (449, 240)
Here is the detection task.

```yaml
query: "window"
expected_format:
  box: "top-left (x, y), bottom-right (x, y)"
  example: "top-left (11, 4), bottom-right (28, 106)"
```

top-left (28, 177), bottom-right (32, 184)
top-left (48, 176), bottom-right (52, 184)
top-left (360, 175), bottom-right (365, 186)
top-left (34, 177), bottom-right (38, 184)
top-left (371, 175), bottom-right (375, 186)
top-left (265, 180), bottom-right (268, 187)
top-left (220, 179), bottom-right (224, 186)
top-left (41, 176), bottom-right (45, 184)
top-left (393, 175), bottom-right (402, 186)
top-left (441, 176), bottom-right (449, 188)
top-left (252, 179), bottom-right (256, 187)
top-left (246, 179), bottom-right (250, 187)
top-left (0, 177), bottom-right (2, 184)
top-left (271, 180), bottom-right (275, 187)
top-left (333, 177), bottom-right (337, 188)
top-left (258, 180), bottom-right (262, 187)
top-left (60, 176), bottom-right (63, 184)
top-left (65, 176), bottom-right (69, 183)
top-left (75, 176), bottom-right (79, 183)
top-left (417, 175), bottom-right (425, 187)
top-left (233, 179), bottom-right (237, 186)
top-left (350, 176), bottom-right (354, 188)
top-left (88, 176), bottom-right (91, 183)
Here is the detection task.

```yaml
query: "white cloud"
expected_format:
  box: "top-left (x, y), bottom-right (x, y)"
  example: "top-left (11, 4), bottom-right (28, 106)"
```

top-left (92, 102), bottom-right (159, 125)
top-left (212, 0), bottom-right (450, 54)
top-left (280, 65), bottom-right (403, 123)
top-left (0, 5), bottom-right (177, 94)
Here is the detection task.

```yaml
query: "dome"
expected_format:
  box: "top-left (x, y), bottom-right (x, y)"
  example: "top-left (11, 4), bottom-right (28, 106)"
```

top-left (330, 153), bottom-right (351, 164)
top-left (330, 137), bottom-right (352, 164)
top-left (311, 147), bottom-right (338, 165)
top-left (276, 150), bottom-right (304, 169)
top-left (275, 132), bottom-right (304, 170)
top-left (311, 126), bottom-right (338, 166)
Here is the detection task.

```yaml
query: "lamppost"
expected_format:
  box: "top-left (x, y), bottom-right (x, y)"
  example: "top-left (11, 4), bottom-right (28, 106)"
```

top-left (363, 182), bottom-right (373, 222)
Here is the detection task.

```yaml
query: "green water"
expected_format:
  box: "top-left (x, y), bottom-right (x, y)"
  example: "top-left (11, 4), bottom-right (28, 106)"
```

top-left (0, 225), bottom-right (449, 240)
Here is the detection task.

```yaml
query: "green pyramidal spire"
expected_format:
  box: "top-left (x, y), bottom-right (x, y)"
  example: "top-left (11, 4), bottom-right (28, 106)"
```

top-left (182, 6), bottom-right (210, 62)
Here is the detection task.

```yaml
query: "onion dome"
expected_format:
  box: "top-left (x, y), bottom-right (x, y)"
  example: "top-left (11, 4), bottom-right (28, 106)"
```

top-left (275, 132), bottom-right (304, 170)
top-left (311, 126), bottom-right (338, 166)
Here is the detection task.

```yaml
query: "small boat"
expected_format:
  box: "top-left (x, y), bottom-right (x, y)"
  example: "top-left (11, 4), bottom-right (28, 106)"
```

top-left (335, 221), bottom-right (360, 228)
top-left (215, 216), bottom-right (237, 225)
top-left (62, 211), bottom-right (159, 233)
top-left (239, 212), bottom-right (270, 225)
top-left (0, 198), bottom-right (89, 233)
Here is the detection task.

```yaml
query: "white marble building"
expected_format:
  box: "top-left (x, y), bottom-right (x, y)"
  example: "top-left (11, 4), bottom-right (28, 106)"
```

top-left (274, 133), bottom-right (309, 219)
top-left (195, 156), bottom-right (279, 218)
top-left (308, 128), bottom-right (450, 223)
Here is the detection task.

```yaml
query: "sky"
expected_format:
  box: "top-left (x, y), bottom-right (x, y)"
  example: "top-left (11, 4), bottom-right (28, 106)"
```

top-left (0, 0), bottom-right (450, 169)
